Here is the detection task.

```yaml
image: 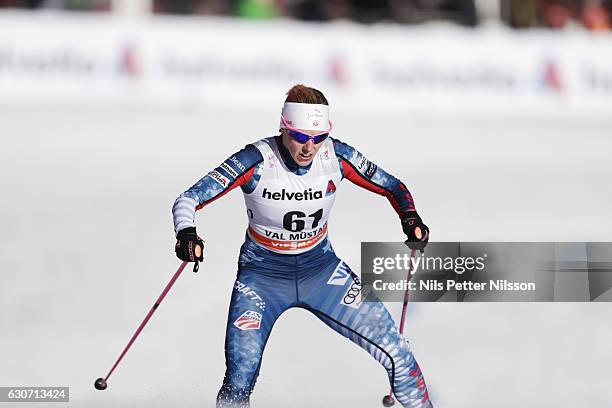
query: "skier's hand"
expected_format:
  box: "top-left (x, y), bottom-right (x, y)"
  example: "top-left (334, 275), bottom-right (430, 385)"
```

top-left (401, 211), bottom-right (429, 253)
top-left (175, 227), bottom-right (204, 263)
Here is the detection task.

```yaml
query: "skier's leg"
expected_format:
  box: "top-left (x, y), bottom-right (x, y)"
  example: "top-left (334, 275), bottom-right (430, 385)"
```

top-left (299, 260), bottom-right (432, 408)
top-left (217, 267), bottom-right (293, 407)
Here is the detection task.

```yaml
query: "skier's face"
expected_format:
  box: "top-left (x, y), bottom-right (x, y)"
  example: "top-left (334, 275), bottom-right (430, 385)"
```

top-left (281, 129), bottom-right (324, 166)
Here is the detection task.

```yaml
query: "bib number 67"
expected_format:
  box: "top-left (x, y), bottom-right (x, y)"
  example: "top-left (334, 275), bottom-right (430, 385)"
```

top-left (283, 209), bottom-right (323, 232)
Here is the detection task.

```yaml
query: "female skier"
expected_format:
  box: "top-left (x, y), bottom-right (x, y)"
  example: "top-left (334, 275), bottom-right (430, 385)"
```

top-left (172, 85), bottom-right (432, 408)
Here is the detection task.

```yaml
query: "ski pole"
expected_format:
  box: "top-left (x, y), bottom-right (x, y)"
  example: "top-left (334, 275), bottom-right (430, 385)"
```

top-left (94, 259), bottom-right (197, 390)
top-left (382, 246), bottom-right (418, 407)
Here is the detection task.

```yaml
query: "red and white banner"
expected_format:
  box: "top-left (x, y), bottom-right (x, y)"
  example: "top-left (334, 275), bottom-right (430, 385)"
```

top-left (1, 11), bottom-right (611, 116)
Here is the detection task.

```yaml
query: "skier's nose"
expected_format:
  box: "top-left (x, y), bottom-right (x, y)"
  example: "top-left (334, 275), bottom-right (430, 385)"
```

top-left (303, 140), bottom-right (315, 151)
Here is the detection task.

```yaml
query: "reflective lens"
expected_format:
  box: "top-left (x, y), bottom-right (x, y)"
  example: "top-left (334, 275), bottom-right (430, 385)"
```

top-left (288, 130), bottom-right (329, 144)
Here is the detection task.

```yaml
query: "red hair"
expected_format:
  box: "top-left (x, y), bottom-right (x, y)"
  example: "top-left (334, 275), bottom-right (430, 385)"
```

top-left (285, 84), bottom-right (329, 105)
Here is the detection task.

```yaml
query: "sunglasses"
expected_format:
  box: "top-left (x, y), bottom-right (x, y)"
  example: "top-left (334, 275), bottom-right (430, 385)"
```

top-left (288, 129), bottom-right (329, 144)
top-left (281, 116), bottom-right (332, 144)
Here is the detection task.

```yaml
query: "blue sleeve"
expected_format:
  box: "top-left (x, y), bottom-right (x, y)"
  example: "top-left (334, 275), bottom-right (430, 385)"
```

top-left (332, 137), bottom-right (416, 216)
top-left (172, 144), bottom-right (263, 235)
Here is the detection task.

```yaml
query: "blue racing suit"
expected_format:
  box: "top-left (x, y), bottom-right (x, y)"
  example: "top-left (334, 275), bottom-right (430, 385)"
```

top-left (172, 136), bottom-right (432, 408)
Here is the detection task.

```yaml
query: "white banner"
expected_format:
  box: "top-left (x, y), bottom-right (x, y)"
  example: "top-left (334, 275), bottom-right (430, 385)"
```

top-left (1, 11), bottom-right (611, 116)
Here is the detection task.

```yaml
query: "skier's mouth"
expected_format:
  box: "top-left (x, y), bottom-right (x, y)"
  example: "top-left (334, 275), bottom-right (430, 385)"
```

top-left (298, 153), bottom-right (312, 161)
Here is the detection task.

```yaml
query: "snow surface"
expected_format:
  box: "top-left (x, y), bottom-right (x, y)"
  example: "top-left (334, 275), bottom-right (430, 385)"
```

top-left (1, 105), bottom-right (611, 407)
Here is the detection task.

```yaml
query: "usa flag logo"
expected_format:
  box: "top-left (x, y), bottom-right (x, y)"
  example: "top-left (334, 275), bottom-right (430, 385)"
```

top-left (234, 311), bottom-right (262, 331)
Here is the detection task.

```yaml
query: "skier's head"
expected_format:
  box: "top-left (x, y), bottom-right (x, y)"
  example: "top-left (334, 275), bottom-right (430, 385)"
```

top-left (279, 84), bottom-right (332, 167)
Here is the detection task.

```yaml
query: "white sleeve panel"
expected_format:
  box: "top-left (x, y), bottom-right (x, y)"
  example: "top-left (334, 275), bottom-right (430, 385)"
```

top-left (172, 195), bottom-right (198, 236)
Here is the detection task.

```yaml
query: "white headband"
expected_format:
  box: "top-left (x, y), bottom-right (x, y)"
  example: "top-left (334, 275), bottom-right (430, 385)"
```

top-left (280, 102), bottom-right (330, 132)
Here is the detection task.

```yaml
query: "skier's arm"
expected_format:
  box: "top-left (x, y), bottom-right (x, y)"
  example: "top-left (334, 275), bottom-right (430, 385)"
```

top-left (333, 137), bottom-right (429, 250)
top-left (332, 137), bottom-right (416, 216)
top-left (172, 145), bottom-right (263, 236)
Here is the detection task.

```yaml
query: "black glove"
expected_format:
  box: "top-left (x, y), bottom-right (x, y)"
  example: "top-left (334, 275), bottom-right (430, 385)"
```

top-left (401, 211), bottom-right (429, 253)
top-left (175, 227), bottom-right (204, 271)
